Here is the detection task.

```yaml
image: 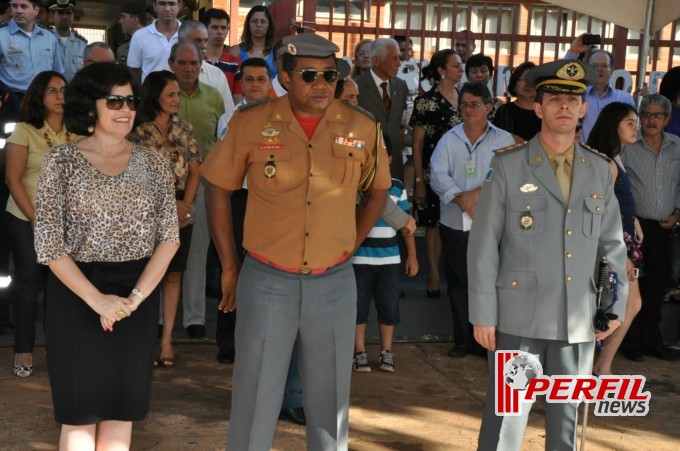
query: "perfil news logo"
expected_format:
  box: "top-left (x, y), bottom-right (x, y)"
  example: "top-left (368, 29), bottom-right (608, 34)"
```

top-left (495, 351), bottom-right (651, 417)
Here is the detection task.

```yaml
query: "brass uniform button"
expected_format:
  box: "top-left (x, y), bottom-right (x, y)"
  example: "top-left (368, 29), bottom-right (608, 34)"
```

top-left (511, 281), bottom-right (518, 287)
top-left (566, 229), bottom-right (572, 236)
top-left (567, 208), bottom-right (572, 214)
top-left (596, 206), bottom-right (601, 212)
top-left (566, 275), bottom-right (572, 282)
top-left (525, 205), bottom-right (531, 210)
top-left (566, 252), bottom-right (572, 259)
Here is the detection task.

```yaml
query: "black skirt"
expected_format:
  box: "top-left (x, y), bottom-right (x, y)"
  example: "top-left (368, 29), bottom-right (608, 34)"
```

top-left (45, 258), bottom-right (159, 425)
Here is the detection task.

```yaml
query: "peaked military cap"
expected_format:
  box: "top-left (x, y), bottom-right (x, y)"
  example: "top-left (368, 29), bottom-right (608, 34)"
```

top-left (49, 0), bottom-right (75, 11)
top-left (525, 59), bottom-right (598, 95)
top-left (282, 33), bottom-right (350, 79)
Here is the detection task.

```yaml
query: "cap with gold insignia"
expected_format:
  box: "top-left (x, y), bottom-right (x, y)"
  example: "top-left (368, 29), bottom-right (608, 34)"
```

top-left (282, 33), bottom-right (350, 79)
top-left (525, 59), bottom-right (597, 95)
top-left (120, 1), bottom-right (147, 15)
top-left (49, 0), bottom-right (76, 11)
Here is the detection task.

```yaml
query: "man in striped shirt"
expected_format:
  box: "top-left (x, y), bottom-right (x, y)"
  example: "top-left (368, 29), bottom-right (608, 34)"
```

top-left (620, 94), bottom-right (680, 362)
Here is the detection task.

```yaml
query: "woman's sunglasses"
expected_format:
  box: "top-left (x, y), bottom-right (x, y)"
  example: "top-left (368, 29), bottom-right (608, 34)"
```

top-left (298, 69), bottom-right (340, 84)
top-left (103, 95), bottom-right (140, 111)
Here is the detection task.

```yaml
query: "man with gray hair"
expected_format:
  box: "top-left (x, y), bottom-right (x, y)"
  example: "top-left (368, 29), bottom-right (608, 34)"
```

top-left (175, 20), bottom-right (234, 112)
top-left (620, 94), bottom-right (680, 362)
top-left (565, 47), bottom-right (635, 141)
top-left (357, 37), bottom-right (408, 180)
top-left (82, 42), bottom-right (115, 67)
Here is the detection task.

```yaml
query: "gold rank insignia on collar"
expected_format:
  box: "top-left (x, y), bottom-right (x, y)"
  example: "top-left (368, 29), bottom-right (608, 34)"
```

top-left (535, 154), bottom-right (543, 164)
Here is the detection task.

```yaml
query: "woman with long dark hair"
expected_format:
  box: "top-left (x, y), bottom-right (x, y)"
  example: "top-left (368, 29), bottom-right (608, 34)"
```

top-left (34, 63), bottom-right (179, 448)
top-left (587, 101), bottom-right (644, 375)
top-left (409, 49), bottom-right (463, 300)
top-left (229, 5), bottom-right (277, 77)
top-left (129, 70), bottom-right (202, 367)
top-left (5, 71), bottom-right (76, 377)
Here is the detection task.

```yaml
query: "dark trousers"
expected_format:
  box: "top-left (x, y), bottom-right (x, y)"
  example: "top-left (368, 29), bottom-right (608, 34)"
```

top-left (6, 213), bottom-right (47, 353)
top-left (625, 218), bottom-right (671, 352)
top-left (439, 224), bottom-right (475, 347)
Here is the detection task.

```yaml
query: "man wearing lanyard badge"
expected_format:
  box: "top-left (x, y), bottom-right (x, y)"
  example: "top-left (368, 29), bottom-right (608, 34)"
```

top-left (429, 82), bottom-right (515, 358)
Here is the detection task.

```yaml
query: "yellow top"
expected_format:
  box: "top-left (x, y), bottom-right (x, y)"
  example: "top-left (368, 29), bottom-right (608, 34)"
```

top-left (6, 122), bottom-right (79, 221)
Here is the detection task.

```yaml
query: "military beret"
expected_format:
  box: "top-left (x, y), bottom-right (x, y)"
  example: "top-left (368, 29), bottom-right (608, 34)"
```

top-left (49, 0), bottom-right (75, 12)
top-left (525, 59), bottom-right (598, 95)
top-left (282, 34), bottom-right (350, 79)
top-left (283, 33), bottom-right (339, 59)
top-left (336, 58), bottom-right (351, 80)
top-left (120, 1), bottom-right (148, 15)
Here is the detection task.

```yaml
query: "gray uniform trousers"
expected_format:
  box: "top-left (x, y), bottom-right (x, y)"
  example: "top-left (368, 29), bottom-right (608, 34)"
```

top-left (226, 256), bottom-right (356, 451)
top-left (478, 332), bottom-right (594, 451)
top-left (182, 183), bottom-right (209, 328)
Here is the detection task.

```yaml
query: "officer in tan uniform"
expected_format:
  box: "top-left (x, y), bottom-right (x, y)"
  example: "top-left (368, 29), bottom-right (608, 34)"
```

top-left (467, 60), bottom-right (629, 450)
top-left (202, 33), bottom-right (390, 451)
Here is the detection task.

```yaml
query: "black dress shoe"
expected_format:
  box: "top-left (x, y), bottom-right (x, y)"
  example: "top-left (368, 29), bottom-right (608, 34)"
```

top-left (186, 324), bottom-right (206, 339)
top-left (216, 350), bottom-right (235, 364)
top-left (643, 345), bottom-right (680, 361)
top-left (622, 349), bottom-right (644, 362)
top-left (426, 289), bottom-right (441, 298)
top-left (447, 344), bottom-right (468, 358)
top-left (279, 407), bottom-right (306, 425)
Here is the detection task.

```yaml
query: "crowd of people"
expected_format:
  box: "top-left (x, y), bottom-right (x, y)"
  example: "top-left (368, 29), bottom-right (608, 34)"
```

top-left (1, 0), bottom-right (680, 450)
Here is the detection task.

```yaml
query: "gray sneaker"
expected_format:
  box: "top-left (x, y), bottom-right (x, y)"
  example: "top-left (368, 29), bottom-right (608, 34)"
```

top-left (379, 350), bottom-right (395, 372)
top-left (352, 351), bottom-right (371, 373)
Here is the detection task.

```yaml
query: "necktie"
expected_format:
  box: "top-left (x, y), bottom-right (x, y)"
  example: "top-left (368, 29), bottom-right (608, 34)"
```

top-left (380, 81), bottom-right (391, 112)
top-left (554, 155), bottom-right (571, 203)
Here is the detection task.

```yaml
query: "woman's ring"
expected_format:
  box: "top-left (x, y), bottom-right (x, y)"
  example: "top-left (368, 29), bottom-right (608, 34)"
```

top-left (115, 310), bottom-right (126, 320)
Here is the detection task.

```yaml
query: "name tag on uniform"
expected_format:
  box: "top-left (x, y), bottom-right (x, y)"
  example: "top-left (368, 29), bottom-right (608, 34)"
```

top-left (259, 144), bottom-right (284, 151)
top-left (335, 135), bottom-right (365, 149)
top-left (7, 50), bottom-right (23, 55)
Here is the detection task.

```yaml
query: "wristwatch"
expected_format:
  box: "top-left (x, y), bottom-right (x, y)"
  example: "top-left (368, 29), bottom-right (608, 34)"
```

top-left (415, 177), bottom-right (423, 183)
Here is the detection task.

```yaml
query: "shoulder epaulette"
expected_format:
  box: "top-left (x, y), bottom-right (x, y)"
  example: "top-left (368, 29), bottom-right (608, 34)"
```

top-left (0, 22), bottom-right (9, 28)
top-left (579, 142), bottom-right (610, 162)
top-left (495, 141), bottom-right (527, 155)
top-left (341, 100), bottom-right (375, 121)
top-left (39, 24), bottom-right (52, 31)
top-left (74, 32), bottom-right (87, 43)
top-left (237, 97), bottom-right (270, 111)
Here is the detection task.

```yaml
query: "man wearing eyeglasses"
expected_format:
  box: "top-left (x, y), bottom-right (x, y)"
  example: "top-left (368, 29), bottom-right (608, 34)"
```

top-left (202, 33), bottom-right (390, 451)
top-left (127, 0), bottom-right (182, 82)
top-left (619, 94), bottom-right (680, 362)
top-left (468, 60), bottom-right (628, 450)
top-left (429, 82), bottom-right (515, 360)
top-left (565, 47), bottom-right (635, 142)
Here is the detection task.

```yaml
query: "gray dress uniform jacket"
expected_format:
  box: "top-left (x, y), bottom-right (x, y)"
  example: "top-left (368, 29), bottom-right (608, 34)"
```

top-left (467, 136), bottom-right (628, 344)
top-left (357, 71), bottom-right (408, 180)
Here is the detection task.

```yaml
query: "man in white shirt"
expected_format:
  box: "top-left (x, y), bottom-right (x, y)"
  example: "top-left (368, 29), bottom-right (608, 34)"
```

top-left (127, 0), bottom-right (182, 81)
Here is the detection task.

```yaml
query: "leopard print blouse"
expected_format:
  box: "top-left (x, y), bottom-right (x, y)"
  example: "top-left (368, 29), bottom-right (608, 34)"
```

top-left (34, 144), bottom-right (180, 264)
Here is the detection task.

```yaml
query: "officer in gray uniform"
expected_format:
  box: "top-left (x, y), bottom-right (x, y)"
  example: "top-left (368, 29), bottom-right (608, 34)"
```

top-left (49, 0), bottom-right (86, 82)
top-left (467, 59), bottom-right (629, 451)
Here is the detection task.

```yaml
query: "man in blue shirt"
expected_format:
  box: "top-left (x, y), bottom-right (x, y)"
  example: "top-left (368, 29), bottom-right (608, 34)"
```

top-left (429, 81), bottom-right (515, 359)
top-left (0, 0), bottom-right (63, 121)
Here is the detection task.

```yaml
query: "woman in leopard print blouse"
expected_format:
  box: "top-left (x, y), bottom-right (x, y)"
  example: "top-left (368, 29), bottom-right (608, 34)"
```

top-left (33, 63), bottom-right (179, 449)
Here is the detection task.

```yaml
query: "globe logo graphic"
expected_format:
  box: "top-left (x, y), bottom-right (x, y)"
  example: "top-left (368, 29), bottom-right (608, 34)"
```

top-left (503, 352), bottom-right (543, 391)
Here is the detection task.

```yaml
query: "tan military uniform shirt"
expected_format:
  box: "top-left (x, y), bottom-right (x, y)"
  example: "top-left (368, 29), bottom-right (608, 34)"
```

top-left (201, 96), bottom-right (391, 269)
top-left (116, 38), bottom-right (130, 64)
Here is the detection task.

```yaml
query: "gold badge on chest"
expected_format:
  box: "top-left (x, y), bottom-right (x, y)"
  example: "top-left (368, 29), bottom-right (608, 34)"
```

top-left (264, 161), bottom-right (276, 179)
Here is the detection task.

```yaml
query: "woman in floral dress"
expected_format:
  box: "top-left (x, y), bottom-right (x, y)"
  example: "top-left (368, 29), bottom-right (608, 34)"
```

top-left (410, 49), bottom-right (463, 297)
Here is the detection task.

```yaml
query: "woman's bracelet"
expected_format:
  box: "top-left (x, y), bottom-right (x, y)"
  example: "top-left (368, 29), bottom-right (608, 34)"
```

top-left (131, 288), bottom-right (145, 302)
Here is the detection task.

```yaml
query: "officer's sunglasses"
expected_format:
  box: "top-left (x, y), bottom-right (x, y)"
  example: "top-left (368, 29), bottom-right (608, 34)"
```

top-left (102, 95), bottom-right (140, 111)
top-left (298, 69), bottom-right (340, 84)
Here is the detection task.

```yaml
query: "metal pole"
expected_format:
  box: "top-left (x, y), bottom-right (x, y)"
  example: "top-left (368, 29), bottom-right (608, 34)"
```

top-left (635, 0), bottom-right (655, 108)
